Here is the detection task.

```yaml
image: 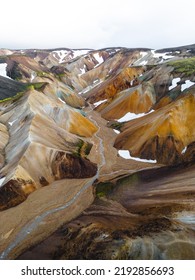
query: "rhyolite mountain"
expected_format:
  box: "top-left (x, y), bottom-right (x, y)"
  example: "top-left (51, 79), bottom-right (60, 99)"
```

top-left (0, 44), bottom-right (195, 259)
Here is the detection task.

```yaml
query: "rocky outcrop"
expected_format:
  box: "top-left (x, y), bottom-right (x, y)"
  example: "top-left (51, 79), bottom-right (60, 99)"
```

top-left (0, 85), bottom-right (98, 210)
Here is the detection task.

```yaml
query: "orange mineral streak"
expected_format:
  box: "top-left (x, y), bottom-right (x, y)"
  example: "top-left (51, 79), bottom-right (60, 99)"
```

top-left (115, 94), bottom-right (195, 156)
top-left (154, 96), bottom-right (172, 109)
top-left (88, 67), bottom-right (144, 103)
top-left (69, 110), bottom-right (98, 137)
top-left (98, 82), bottom-right (155, 120)
top-left (102, 89), bottom-right (154, 120)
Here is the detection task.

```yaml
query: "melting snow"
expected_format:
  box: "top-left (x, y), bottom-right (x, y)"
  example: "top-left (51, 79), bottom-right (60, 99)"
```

top-left (79, 78), bottom-right (103, 94)
top-left (113, 129), bottom-right (120, 134)
top-left (72, 49), bottom-right (90, 58)
top-left (93, 79), bottom-right (100, 84)
top-left (118, 150), bottom-right (157, 163)
top-left (181, 80), bottom-right (195, 91)
top-left (53, 50), bottom-right (69, 63)
top-left (93, 53), bottom-right (104, 67)
top-left (118, 110), bottom-right (154, 122)
top-left (0, 63), bottom-right (11, 79)
top-left (140, 51), bottom-right (148, 57)
top-left (79, 67), bottom-right (86, 75)
top-left (53, 49), bottom-right (91, 63)
top-left (0, 177), bottom-right (5, 187)
top-left (151, 50), bottom-right (174, 60)
top-left (181, 146), bottom-right (187, 154)
top-left (30, 72), bottom-right (36, 82)
top-left (118, 150), bottom-right (130, 159)
top-left (133, 51), bottom-right (148, 66)
top-left (169, 77), bottom-right (181, 90)
top-left (58, 97), bottom-right (66, 104)
top-left (8, 119), bottom-right (17, 126)
top-left (139, 60), bottom-right (148, 66)
top-left (94, 99), bottom-right (107, 107)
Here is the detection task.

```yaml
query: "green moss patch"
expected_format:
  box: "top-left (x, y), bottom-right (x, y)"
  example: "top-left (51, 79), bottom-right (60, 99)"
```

top-left (0, 91), bottom-right (24, 103)
top-left (95, 181), bottom-right (115, 198)
top-left (168, 57), bottom-right (195, 76)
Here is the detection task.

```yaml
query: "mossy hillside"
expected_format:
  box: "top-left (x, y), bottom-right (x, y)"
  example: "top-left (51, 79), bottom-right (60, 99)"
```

top-left (168, 57), bottom-right (195, 76)
top-left (0, 82), bottom-right (47, 103)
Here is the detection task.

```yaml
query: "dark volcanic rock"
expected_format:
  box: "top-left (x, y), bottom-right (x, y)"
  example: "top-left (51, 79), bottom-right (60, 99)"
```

top-left (0, 75), bottom-right (26, 100)
top-left (52, 153), bottom-right (97, 179)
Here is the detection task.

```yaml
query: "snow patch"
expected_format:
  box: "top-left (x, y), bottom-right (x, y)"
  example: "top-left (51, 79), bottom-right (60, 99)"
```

top-left (0, 177), bottom-right (5, 187)
top-left (79, 67), bottom-right (86, 75)
top-left (72, 49), bottom-right (90, 58)
top-left (94, 99), bottom-right (107, 107)
top-left (181, 80), bottom-right (195, 91)
top-left (58, 97), bottom-right (66, 104)
top-left (113, 129), bottom-right (120, 134)
top-left (30, 72), bottom-right (36, 82)
top-left (151, 50), bottom-right (174, 60)
top-left (181, 146), bottom-right (187, 154)
top-left (93, 53), bottom-right (104, 67)
top-left (118, 150), bottom-right (157, 163)
top-left (53, 49), bottom-right (91, 63)
top-left (8, 119), bottom-right (17, 126)
top-left (93, 79), bottom-right (100, 84)
top-left (118, 110), bottom-right (154, 122)
top-left (133, 51), bottom-right (148, 66)
top-left (79, 79), bottom-right (103, 95)
top-left (169, 77), bottom-right (181, 90)
top-left (53, 50), bottom-right (69, 63)
top-left (139, 60), bottom-right (148, 66)
top-left (0, 63), bottom-right (11, 79)
top-left (140, 51), bottom-right (148, 57)
top-left (118, 150), bottom-right (130, 159)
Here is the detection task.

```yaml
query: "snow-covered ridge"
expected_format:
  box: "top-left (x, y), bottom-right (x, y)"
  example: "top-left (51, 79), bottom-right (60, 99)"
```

top-left (151, 50), bottom-right (174, 60)
top-left (52, 49), bottom-right (91, 63)
top-left (134, 49), bottom-right (176, 66)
